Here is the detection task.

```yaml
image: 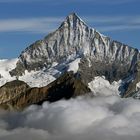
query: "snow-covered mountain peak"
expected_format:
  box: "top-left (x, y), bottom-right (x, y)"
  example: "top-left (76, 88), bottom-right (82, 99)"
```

top-left (63, 12), bottom-right (87, 25)
top-left (59, 12), bottom-right (91, 33)
top-left (66, 12), bottom-right (79, 20)
top-left (0, 13), bottom-right (140, 101)
top-left (9, 13), bottom-right (139, 91)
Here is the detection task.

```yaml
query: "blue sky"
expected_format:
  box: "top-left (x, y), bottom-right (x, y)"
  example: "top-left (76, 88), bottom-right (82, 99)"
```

top-left (0, 0), bottom-right (140, 59)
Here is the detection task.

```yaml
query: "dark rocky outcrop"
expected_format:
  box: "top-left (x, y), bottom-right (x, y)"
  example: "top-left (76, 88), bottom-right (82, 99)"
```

top-left (123, 61), bottom-right (140, 98)
top-left (0, 72), bottom-right (90, 110)
top-left (79, 57), bottom-right (135, 84)
top-left (46, 72), bottom-right (91, 102)
top-left (0, 80), bottom-right (30, 104)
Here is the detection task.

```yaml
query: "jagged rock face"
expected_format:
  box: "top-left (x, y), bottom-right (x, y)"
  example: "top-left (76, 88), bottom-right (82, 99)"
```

top-left (0, 80), bottom-right (30, 104)
top-left (10, 13), bottom-right (139, 79)
top-left (123, 61), bottom-right (140, 98)
top-left (79, 57), bottom-right (134, 84)
top-left (46, 72), bottom-right (91, 102)
top-left (0, 72), bottom-right (90, 110)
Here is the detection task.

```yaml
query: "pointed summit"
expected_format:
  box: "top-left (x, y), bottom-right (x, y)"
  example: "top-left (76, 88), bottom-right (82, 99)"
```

top-left (66, 12), bottom-right (79, 19)
top-left (66, 12), bottom-right (86, 23)
top-left (60, 12), bottom-right (88, 29)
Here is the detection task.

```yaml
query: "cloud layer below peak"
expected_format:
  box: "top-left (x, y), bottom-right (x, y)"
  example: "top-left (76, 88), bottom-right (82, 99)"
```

top-left (0, 95), bottom-right (140, 140)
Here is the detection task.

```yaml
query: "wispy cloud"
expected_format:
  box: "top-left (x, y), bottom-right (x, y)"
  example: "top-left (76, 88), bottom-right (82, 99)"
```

top-left (84, 16), bottom-right (125, 24)
top-left (0, 17), bottom-right (63, 34)
top-left (0, 15), bottom-right (140, 34)
top-left (96, 25), bottom-right (140, 32)
top-left (82, 15), bottom-right (140, 32)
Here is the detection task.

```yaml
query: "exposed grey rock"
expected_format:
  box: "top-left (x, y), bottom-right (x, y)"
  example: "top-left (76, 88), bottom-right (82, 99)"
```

top-left (123, 61), bottom-right (140, 98)
top-left (78, 57), bottom-right (134, 84)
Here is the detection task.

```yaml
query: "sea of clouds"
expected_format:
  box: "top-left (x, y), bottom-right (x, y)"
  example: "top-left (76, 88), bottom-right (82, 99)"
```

top-left (0, 95), bottom-right (140, 140)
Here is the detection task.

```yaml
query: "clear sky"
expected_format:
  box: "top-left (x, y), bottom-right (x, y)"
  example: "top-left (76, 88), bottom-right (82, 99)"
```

top-left (0, 0), bottom-right (140, 59)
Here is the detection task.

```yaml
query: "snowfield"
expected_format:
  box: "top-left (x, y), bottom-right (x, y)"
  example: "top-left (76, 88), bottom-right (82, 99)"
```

top-left (0, 57), bottom-right (81, 87)
top-left (0, 57), bottom-right (136, 98)
top-left (88, 76), bottom-right (122, 96)
top-left (0, 58), bottom-right (18, 86)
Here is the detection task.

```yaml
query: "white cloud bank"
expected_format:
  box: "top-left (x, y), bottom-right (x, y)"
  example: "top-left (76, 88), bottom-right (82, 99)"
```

top-left (0, 95), bottom-right (140, 140)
